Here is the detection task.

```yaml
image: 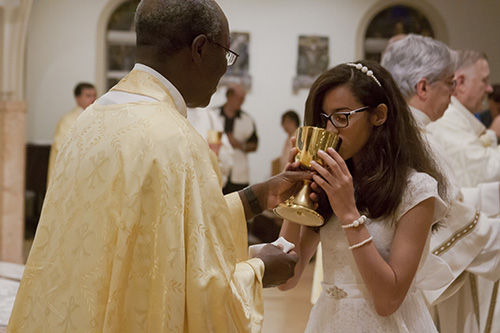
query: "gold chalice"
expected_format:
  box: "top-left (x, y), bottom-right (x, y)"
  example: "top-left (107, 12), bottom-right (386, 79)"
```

top-left (207, 130), bottom-right (223, 144)
top-left (273, 126), bottom-right (341, 227)
top-left (207, 130), bottom-right (223, 156)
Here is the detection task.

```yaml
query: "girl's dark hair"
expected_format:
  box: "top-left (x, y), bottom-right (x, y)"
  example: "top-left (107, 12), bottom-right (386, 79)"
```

top-left (305, 60), bottom-right (448, 221)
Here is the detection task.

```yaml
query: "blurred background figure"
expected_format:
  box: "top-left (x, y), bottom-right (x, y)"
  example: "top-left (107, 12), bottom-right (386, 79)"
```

top-left (47, 82), bottom-right (97, 183)
top-left (280, 110), bottom-right (300, 171)
top-left (187, 107), bottom-right (234, 188)
top-left (213, 83), bottom-right (259, 194)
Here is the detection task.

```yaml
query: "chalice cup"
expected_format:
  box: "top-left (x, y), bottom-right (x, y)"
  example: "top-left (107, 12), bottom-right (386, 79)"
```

top-left (207, 130), bottom-right (223, 156)
top-left (207, 130), bottom-right (223, 145)
top-left (273, 126), bottom-right (342, 227)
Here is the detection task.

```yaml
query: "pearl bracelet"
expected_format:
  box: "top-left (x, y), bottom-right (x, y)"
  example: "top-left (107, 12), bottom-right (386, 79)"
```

top-left (348, 236), bottom-right (373, 250)
top-left (341, 215), bottom-right (367, 229)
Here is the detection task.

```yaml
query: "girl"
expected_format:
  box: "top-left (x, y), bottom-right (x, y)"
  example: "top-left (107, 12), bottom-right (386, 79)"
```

top-left (279, 60), bottom-right (449, 332)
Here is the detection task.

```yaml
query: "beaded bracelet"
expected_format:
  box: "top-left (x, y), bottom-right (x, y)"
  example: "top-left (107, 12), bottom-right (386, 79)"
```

top-left (341, 215), bottom-right (367, 229)
top-left (348, 236), bottom-right (373, 250)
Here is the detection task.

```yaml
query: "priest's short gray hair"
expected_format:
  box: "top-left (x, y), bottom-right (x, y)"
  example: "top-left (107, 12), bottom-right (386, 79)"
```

top-left (455, 50), bottom-right (488, 72)
top-left (135, 0), bottom-right (222, 55)
top-left (381, 34), bottom-right (457, 100)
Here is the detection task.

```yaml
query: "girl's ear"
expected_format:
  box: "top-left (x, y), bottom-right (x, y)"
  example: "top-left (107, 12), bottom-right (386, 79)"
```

top-left (370, 103), bottom-right (388, 126)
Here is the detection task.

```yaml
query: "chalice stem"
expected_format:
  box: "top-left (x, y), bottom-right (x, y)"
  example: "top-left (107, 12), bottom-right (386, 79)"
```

top-left (293, 180), bottom-right (315, 210)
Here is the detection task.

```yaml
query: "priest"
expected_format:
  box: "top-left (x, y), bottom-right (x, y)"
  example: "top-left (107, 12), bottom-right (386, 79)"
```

top-left (8, 1), bottom-right (308, 332)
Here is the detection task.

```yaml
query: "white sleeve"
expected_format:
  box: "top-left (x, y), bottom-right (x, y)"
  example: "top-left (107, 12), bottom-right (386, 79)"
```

top-left (464, 216), bottom-right (500, 280)
top-left (461, 182), bottom-right (500, 218)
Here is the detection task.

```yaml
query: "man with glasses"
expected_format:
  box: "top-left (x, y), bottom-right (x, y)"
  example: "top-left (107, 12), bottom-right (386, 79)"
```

top-left (382, 34), bottom-right (500, 333)
top-left (8, 0), bottom-right (307, 331)
top-left (212, 40), bottom-right (240, 66)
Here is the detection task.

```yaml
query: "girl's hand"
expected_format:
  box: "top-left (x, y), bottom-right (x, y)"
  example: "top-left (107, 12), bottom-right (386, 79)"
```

top-left (310, 147), bottom-right (359, 222)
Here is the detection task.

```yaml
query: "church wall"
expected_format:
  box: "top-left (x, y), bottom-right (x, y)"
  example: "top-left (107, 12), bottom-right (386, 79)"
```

top-left (25, 0), bottom-right (500, 184)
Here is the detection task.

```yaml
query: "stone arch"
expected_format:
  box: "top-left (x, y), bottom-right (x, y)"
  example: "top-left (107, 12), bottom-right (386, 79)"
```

top-left (354, 0), bottom-right (448, 61)
top-left (95, 0), bottom-right (139, 94)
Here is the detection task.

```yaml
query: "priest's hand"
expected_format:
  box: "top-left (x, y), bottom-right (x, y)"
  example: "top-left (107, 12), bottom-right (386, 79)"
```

top-left (238, 136), bottom-right (313, 220)
top-left (253, 244), bottom-right (298, 288)
top-left (263, 135), bottom-right (315, 209)
top-left (238, 170), bottom-right (312, 220)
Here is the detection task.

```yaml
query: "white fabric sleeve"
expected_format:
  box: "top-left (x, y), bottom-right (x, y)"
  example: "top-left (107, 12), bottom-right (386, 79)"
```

top-left (461, 182), bottom-right (500, 217)
top-left (395, 171), bottom-right (448, 224)
top-left (464, 216), bottom-right (500, 280)
top-left (485, 129), bottom-right (498, 146)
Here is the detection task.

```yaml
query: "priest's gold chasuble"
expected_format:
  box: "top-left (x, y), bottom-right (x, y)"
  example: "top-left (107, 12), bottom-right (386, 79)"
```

top-left (8, 70), bottom-right (264, 332)
top-left (47, 106), bottom-right (83, 184)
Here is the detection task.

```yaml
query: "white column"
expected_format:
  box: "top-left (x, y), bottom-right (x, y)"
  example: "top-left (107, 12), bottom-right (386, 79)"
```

top-left (0, 0), bottom-right (32, 263)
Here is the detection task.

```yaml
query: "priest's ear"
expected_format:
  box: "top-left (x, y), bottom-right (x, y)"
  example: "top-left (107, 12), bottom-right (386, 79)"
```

top-left (454, 74), bottom-right (466, 94)
top-left (191, 34), bottom-right (209, 66)
top-left (416, 78), bottom-right (429, 100)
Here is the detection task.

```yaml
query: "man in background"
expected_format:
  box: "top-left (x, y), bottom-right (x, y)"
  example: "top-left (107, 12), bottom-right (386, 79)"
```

top-left (427, 50), bottom-right (495, 187)
top-left (187, 107), bottom-right (234, 188)
top-left (214, 83), bottom-right (259, 194)
top-left (47, 82), bottom-right (97, 182)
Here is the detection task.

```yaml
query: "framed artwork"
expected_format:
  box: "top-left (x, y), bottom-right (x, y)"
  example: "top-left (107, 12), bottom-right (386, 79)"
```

top-left (293, 35), bottom-right (329, 92)
top-left (219, 32), bottom-right (252, 89)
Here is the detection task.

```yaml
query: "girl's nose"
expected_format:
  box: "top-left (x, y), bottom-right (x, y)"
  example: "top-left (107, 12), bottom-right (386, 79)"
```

top-left (326, 123), bottom-right (339, 134)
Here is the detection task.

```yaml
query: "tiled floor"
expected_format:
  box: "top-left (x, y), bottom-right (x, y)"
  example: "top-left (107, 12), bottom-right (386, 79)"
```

top-left (0, 240), bottom-right (315, 332)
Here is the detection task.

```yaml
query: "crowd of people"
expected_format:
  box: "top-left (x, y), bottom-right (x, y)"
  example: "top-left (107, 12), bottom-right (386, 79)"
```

top-left (8, 0), bottom-right (500, 332)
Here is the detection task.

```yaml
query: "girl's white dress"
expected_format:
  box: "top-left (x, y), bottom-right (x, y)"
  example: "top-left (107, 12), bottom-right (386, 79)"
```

top-left (305, 171), bottom-right (448, 332)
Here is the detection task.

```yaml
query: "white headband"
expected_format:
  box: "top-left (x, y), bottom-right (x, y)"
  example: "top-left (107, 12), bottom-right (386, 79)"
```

top-left (347, 63), bottom-right (382, 87)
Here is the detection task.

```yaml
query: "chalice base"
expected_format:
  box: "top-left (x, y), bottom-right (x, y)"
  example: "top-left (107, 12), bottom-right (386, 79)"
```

top-left (274, 201), bottom-right (324, 227)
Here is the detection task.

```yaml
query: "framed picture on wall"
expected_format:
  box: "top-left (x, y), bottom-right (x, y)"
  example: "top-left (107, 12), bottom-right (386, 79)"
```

top-left (293, 35), bottom-right (329, 92)
top-left (219, 32), bottom-right (252, 90)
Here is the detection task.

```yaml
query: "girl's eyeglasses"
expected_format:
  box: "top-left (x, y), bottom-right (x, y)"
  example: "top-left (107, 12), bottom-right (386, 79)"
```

top-left (319, 106), bottom-right (371, 128)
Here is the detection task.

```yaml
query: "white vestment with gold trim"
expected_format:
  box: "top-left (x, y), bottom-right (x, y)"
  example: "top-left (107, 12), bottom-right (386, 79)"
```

top-left (414, 107), bottom-right (500, 333)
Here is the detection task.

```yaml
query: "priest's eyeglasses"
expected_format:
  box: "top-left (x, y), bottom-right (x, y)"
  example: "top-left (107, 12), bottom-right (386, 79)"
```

top-left (213, 41), bottom-right (239, 66)
top-left (319, 106), bottom-right (371, 128)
